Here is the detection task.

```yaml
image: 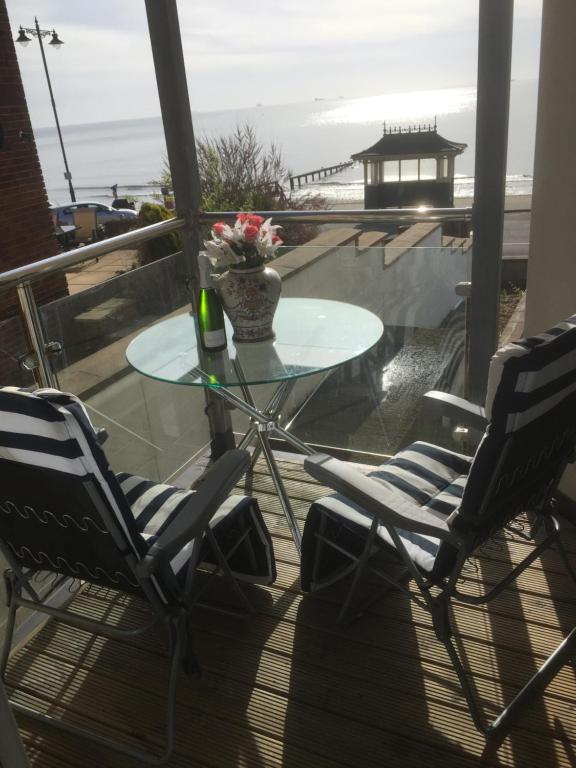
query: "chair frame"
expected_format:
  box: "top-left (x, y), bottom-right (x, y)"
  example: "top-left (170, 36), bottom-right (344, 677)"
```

top-left (304, 393), bottom-right (576, 743)
top-left (1, 449), bottom-right (252, 765)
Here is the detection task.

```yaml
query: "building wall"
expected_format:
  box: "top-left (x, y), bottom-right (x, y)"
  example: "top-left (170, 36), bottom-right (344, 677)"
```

top-left (0, 0), bottom-right (67, 383)
top-left (524, 0), bottom-right (576, 498)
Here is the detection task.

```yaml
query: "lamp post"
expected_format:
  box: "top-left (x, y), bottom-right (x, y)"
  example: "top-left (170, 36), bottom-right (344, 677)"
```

top-left (16, 18), bottom-right (76, 203)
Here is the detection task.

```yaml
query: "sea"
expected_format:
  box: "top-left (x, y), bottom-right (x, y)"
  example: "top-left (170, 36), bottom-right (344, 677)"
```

top-left (37, 79), bottom-right (538, 208)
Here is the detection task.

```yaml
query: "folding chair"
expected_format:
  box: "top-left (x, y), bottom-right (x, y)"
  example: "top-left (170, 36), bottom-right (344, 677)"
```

top-left (301, 314), bottom-right (576, 741)
top-left (0, 387), bottom-right (276, 764)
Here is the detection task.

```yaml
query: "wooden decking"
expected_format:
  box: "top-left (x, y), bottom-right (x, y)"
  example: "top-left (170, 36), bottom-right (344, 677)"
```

top-left (6, 456), bottom-right (576, 768)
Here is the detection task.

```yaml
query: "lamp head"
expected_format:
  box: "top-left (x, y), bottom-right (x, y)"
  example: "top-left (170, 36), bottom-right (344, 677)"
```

top-left (16, 27), bottom-right (31, 46)
top-left (49, 30), bottom-right (64, 48)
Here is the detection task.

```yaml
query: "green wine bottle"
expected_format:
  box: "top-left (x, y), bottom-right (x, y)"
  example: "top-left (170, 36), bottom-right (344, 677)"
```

top-left (197, 253), bottom-right (227, 352)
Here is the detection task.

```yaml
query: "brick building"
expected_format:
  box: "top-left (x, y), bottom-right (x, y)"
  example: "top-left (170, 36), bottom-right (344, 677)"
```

top-left (0, 0), bottom-right (67, 384)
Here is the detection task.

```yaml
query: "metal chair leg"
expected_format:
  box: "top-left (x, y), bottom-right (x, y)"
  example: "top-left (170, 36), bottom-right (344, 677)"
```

top-left (8, 615), bottom-right (183, 765)
top-left (203, 527), bottom-right (254, 615)
top-left (338, 518), bottom-right (378, 627)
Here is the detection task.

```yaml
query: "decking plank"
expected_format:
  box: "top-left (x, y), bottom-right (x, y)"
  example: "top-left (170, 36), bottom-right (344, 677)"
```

top-left (5, 456), bottom-right (576, 768)
top-left (22, 620), bottom-right (576, 748)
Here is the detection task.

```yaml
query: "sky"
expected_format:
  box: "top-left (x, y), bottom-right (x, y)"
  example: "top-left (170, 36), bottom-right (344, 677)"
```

top-left (7, 0), bottom-right (543, 129)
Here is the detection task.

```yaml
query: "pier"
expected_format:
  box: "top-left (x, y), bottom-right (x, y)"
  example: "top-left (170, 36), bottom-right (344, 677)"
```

top-left (289, 160), bottom-right (354, 190)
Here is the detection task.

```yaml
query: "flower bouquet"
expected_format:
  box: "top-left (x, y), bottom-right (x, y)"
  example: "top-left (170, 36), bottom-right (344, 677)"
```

top-left (204, 213), bottom-right (283, 269)
top-left (203, 214), bottom-right (283, 343)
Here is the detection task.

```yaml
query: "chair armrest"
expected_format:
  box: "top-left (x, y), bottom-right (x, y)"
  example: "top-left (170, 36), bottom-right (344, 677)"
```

top-left (137, 448), bottom-right (250, 576)
top-left (423, 391), bottom-right (487, 432)
top-left (305, 454), bottom-right (461, 545)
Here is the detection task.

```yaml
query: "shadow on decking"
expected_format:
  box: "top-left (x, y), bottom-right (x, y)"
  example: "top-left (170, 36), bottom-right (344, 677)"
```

top-left (5, 456), bottom-right (576, 768)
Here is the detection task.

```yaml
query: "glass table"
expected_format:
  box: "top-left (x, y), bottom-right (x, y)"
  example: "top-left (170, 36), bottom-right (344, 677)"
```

top-left (126, 298), bottom-right (383, 551)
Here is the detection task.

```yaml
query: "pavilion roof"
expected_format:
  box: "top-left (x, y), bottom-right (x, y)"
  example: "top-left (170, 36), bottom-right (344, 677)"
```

top-left (351, 126), bottom-right (467, 161)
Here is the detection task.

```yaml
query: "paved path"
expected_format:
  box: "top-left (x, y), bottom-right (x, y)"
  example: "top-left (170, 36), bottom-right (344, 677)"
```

top-left (65, 249), bottom-right (138, 295)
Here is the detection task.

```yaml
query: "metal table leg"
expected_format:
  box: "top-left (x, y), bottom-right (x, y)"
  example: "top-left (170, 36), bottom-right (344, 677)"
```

top-left (257, 429), bottom-right (303, 552)
top-left (195, 370), bottom-right (311, 553)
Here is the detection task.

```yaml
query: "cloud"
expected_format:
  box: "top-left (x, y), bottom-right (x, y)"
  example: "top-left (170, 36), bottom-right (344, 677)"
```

top-left (5, 0), bottom-right (542, 124)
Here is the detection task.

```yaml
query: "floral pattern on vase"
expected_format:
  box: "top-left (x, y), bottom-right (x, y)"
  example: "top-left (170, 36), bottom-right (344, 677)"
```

top-left (216, 264), bottom-right (281, 343)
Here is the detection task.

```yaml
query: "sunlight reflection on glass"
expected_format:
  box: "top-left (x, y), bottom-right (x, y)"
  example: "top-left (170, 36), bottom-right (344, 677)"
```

top-left (309, 87), bottom-right (477, 126)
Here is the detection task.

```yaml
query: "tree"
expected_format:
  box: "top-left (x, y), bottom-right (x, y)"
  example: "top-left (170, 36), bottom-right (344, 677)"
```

top-left (154, 124), bottom-right (329, 246)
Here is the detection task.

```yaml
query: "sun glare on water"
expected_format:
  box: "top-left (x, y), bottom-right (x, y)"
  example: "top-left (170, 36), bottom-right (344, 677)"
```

top-left (309, 86), bottom-right (477, 126)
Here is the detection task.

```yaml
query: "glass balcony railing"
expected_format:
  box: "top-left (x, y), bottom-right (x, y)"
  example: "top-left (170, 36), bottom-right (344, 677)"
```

top-left (0, 313), bottom-right (38, 391)
top-left (277, 241), bottom-right (471, 457)
top-left (0, 221), bottom-right (473, 635)
top-left (0, 315), bottom-right (39, 634)
top-left (11, 239), bottom-right (473, 481)
top-left (38, 249), bottom-right (212, 484)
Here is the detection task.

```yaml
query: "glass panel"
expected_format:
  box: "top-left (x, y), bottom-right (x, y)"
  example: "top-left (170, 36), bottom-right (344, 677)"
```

top-left (400, 159), bottom-right (419, 181)
top-left (29, 235), bottom-right (472, 480)
top-left (419, 158), bottom-right (436, 179)
top-left (367, 161), bottom-right (379, 185)
top-left (39, 250), bottom-right (212, 483)
top-left (0, 295), bottom-right (37, 636)
top-left (0, 297), bottom-right (38, 390)
top-left (275, 241), bottom-right (472, 461)
top-left (383, 160), bottom-right (400, 182)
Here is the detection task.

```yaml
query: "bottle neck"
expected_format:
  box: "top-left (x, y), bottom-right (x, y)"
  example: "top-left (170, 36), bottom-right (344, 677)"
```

top-left (198, 253), bottom-right (214, 289)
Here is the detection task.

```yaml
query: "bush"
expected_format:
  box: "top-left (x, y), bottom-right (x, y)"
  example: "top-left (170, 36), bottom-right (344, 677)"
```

top-left (153, 124), bottom-right (329, 247)
top-left (137, 202), bottom-right (182, 266)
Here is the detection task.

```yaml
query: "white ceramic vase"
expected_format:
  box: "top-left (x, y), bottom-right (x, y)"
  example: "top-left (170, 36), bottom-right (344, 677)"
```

top-left (216, 264), bottom-right (282, 343)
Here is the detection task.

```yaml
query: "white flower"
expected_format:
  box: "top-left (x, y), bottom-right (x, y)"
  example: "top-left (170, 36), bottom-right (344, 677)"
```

top-left (255, 218), bottom-right (283, 258)
top-left (204, 239), bottom-right (244, 267)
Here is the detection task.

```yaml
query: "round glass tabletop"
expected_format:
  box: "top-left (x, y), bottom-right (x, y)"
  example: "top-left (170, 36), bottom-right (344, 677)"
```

top-left (126, 298), bottom-right (383, 388)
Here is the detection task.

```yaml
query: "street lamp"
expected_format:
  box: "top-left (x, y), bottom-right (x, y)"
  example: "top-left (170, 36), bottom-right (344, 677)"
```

top-left (15, 18), bottom-right (76, 202)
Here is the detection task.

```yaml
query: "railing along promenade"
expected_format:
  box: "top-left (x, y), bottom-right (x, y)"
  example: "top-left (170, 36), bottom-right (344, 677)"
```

top-left (0, 207), bottom-right (472, 390)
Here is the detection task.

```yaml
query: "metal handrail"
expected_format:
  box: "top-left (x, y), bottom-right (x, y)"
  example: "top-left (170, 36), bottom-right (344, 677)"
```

top-left (0, 217), bottom-right (185, 290)
top-left (0, 204), bottom-right (473, 390)
top-left (199, 207), bottom-right (473, 226)
top-left (0, 207), bottom-right (472, 290)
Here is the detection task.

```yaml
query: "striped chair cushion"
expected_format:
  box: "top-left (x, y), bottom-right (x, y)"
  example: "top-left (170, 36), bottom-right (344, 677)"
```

top-left (117, 472), bottom-right (199, 578)
top-left (456, 314), bottom-right (576, 528)
top-left (117, 473), bottom-right (276, 585)
top-left (0, 387), bottom-right (141, 549)
top-left (0, 388), bottom-right (275, 598)
top-left (301, 442), bottom-right (472, 590)
top-left (485, 314), bottom-right (576, 433)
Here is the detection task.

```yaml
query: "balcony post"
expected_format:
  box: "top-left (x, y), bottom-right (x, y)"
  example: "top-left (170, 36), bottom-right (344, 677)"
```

top-left (16, 281), bottom-right (58, 389)
top-left (468, 0), bottom-right (514, 403)
top-left (144, 0), bottom-right (235, 458)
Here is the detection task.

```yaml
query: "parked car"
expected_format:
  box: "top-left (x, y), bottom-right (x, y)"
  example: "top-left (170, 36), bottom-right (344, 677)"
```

top-left (51, 201), bottom-right (138, 226)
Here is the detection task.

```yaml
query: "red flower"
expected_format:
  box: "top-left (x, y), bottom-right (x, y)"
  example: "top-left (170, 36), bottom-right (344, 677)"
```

top-left (212, 222), bottom-right (227, 236)
top-left (236, 213), bottom-right (265, 227)
top-left (243, 224), bottom-right (260, 242)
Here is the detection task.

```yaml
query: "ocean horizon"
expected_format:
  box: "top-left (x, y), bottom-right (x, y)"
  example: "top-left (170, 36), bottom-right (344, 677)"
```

top-left (35, 80), bottom-right (538, 207)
